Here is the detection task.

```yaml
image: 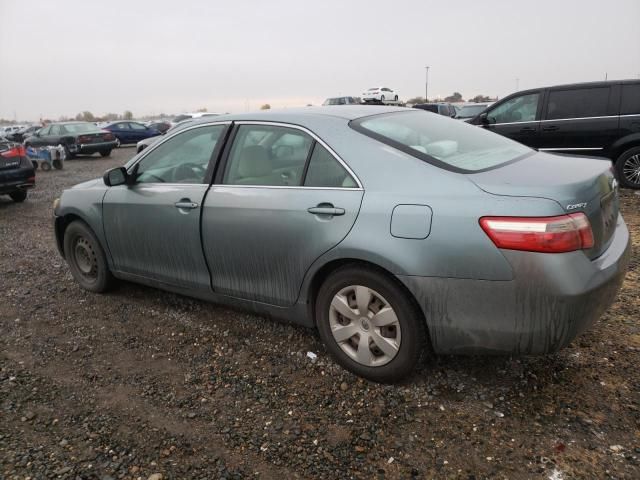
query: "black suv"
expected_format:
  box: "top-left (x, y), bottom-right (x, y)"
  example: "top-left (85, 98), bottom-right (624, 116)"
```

top-left (413, 103), bottom-right (457, 118)
top-left (469, 80), bottom-right (640, 188)
top-left (0, 138), bottom-right (35, 202)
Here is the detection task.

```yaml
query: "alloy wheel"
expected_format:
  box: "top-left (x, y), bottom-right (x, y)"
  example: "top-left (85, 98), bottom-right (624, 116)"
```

top-left (329, 285), bottom-right (401, 367)
top-left (623, 154), bottom-right (640, 186)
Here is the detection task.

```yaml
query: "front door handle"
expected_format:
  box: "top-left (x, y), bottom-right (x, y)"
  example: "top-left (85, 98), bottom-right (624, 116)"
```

top-left (175, 200), bottom-right (199, 209)
top-left (519, 127), bottom-right (536, 133)
top-left (308, 205), bottom-right (345, 216)
top-left (542, 125), bottom-right (559, 132)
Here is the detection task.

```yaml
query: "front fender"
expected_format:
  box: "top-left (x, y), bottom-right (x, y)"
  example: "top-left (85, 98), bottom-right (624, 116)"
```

top-left (55, 181), bottom-right (111, 265)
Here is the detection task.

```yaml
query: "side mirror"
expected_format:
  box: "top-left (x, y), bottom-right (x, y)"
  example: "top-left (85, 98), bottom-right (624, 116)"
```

top-left (480, 112), bottom-right (489, 125)
top-left (103, 166), bottom-right (128, 187)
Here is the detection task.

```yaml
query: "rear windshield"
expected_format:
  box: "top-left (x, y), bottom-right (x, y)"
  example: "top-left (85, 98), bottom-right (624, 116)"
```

top-left (350, 111), bottom-right (532, 173)
top-left (414, 104), bottom-right (438, 113)
top-left (62, 123), bottom-right (100, 133)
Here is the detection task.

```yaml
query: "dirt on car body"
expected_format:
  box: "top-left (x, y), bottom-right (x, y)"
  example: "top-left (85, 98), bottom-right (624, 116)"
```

top-left (1, 149), bottom-right (639, 479)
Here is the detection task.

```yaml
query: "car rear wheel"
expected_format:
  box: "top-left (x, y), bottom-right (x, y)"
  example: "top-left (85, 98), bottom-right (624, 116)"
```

top-left (616, 146), bottom-right (640, 189)
top-left (380, 95), bottom-right (385, 103)
top-left (9, 190), bottom-right (27, 202)
top-left (63, 220), bottom-right (114, 293)
top-left (100, 149), bottom-right (111, 157)
top-left (316, 265), bottom-right (426, 383)
top-left (115, 138), bottom-right (121, 148)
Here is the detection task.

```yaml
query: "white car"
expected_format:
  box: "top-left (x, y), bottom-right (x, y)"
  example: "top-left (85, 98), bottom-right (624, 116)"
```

top-left (361, 87), bottom-right (399, 103)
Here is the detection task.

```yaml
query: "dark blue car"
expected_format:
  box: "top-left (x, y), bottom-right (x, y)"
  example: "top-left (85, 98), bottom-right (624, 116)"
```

top-left (103, 121), bottom-right (161, 147)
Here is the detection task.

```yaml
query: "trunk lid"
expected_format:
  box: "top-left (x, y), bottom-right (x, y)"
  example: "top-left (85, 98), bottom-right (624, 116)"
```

top-left (468, 152), bottom-right (619, 259)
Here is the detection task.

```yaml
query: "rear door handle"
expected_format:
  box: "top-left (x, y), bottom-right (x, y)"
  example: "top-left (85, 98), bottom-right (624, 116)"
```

top-left (175, 200), bottom-right (199, 209)
top-left (308, 206), bottom-right (345, 216)
top-left (519, 127), bottom-right (537, 133)
top-left (542, 125), bottom-right (559, 132)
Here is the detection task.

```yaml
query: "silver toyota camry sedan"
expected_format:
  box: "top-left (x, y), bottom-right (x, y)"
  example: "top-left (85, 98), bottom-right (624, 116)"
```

top-left (53, 106), bottom-right (631, 382)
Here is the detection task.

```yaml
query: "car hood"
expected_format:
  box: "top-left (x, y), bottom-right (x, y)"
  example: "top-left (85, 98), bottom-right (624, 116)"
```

top-left (71, 178), bottom-right (104, 190)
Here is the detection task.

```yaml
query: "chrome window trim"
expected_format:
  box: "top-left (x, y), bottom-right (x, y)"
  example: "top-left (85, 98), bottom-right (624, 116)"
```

top-left (620, 113), bottom-right (640, 118)
top-left (209, 184), bottom-right (363, 192)
top-left (540, 115), bottom-right (619, 122)
top-left (230, 120), bottom-right (363, 189)
top-left (539, 147), bottom-right (603, 151)
top-left (485, 120), bottom-right (539, 126)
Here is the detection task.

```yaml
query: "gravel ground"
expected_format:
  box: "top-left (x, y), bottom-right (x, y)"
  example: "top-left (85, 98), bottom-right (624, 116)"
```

top-left (1, 148), bottom-right (639, 480)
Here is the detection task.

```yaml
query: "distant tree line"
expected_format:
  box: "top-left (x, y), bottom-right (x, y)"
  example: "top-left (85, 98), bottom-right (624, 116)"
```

top-left (406, 93), bottom-right (496, 104)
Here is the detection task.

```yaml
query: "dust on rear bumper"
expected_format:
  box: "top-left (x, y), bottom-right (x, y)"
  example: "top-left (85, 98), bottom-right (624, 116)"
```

top-left (398, 214), bottom-right (631, 355)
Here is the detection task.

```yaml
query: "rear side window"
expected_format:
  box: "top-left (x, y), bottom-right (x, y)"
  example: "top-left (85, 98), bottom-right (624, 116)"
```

top-left (224, 125), bottom-right (313, 186)
top-left (546, 87), bottom-right (610, 119)
top-left (304, 144), bottom-right (357, 188)
top-left (620, 84), bottom-right (640, 115)
top-left (351, 111), bottom-right (531, 173)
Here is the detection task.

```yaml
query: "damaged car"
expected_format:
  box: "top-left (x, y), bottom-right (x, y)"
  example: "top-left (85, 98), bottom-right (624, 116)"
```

top-left (53, 106), bottom-right (631, 382)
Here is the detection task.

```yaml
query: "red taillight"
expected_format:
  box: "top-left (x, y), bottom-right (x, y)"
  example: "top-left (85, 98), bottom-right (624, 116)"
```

top-left (0, 145), bottom-right (25, 158)
top-left (103, 132), bottom-right (115, 140)
top-left (479, 213), bottom-right (594, 253)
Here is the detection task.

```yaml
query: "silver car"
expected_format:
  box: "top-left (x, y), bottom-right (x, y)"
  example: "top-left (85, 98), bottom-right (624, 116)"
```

top-left (53, 106), bottom-right (630, 382)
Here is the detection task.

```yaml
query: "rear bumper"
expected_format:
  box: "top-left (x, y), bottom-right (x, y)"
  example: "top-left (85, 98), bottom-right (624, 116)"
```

top-left (70, 141), bottom-right (118, 154)
top-left (399, 214), bottom-right (631, 355)
top-left (0, 166), bottom-right (35, 194)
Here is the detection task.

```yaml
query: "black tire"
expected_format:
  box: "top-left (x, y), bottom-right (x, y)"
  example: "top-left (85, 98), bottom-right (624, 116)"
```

top-left (394, 95), bottom-right (398, 101)
top-left (100, 149), bottom-right (111, 158)
top-left (63, 221), bottom-right (114, 293)
top-left (9, 190), bottom-right (27, 202)
top-left (615, 146), bottom-right (640, 189)
top-left (31, 160), bottom-right (38, 170)
top-left (64, 145), bottom-right (76, 160)
top-left (41, 161), bottom-right (52, 171)
top-left (380, 95), bottom-right (385, 103)
top-left (53, 159), bottom-right (63, 169)
top-left (315, 265), bottom-right (426, 383)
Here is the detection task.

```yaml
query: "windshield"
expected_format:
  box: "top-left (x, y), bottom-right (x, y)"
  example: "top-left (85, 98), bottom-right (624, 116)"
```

top-left (457, 105), bottom-right (487, 118)
top-left (62, 123), bottom-right (101, 133)
top-left (350, 111), bottom-right (531, 173)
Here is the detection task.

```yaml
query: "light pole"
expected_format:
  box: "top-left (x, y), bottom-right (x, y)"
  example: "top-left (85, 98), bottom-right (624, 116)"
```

top-left (425, 66), bottom-right (430, 102)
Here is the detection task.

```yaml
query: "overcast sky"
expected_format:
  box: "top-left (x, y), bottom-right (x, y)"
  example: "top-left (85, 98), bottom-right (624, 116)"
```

top-left (1, 0), bottom-right (639, 120)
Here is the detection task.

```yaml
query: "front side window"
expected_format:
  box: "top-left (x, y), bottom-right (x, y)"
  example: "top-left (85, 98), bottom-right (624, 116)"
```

top-left (129, 122), bottom-right (146, 130)
top-left (134, 125), bottom-right (225, 184)
top-left (39, 126), bottom-right (51, 136)
top-left (223, 125), bottom-right (313, 186)
top-left (351, 111), bottom-right (531, 173)
top-left (487, 93), bottom-right (539, 123)
top-left (50, 125), bottom-right (62, 135)
top-left (546, 87), bottom-right (610, 119)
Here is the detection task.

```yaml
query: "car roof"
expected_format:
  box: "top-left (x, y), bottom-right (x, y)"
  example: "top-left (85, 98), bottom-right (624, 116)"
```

top-left (188, 106), bottom-right (409, 126)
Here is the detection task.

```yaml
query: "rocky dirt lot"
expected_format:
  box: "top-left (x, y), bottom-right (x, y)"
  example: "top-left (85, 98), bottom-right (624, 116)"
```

top-left (1, 148), bottom-right (639, 480)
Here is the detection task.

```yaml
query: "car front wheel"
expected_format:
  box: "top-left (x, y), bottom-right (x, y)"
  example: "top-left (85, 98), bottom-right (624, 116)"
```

top-left (616, 146), bottom-right (640, 189)
top-left (100, 149), bottom-right (111, 157)
top-left (316, 265), bottom-right (426, 383)
top-left (63, 220), bottom-right (114, 292)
